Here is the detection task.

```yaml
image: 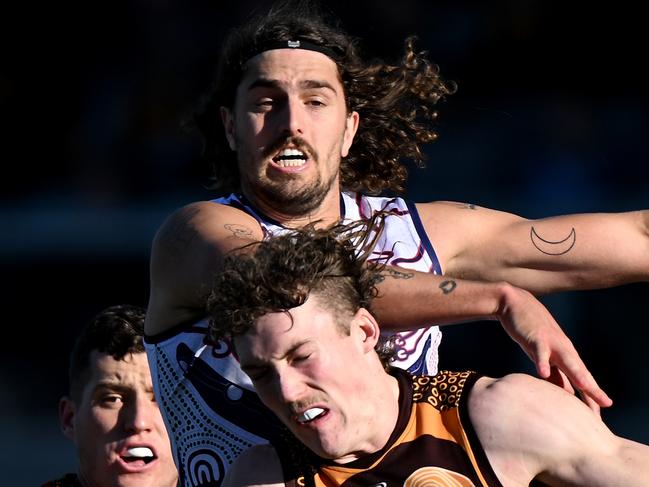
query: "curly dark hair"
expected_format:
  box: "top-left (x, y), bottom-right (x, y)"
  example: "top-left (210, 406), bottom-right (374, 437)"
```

top-left (207, 217), bottom-right (395, 365)
top-left (68, 304), bottom-right (146, 400)
top-left (192, 0), bottom-right (455, 195)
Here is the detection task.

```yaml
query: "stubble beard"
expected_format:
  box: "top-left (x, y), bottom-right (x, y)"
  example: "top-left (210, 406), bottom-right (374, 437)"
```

top-left (251, 170), bottom-right (339, 217)
top-left (240, 136), bottom-right (341, 217)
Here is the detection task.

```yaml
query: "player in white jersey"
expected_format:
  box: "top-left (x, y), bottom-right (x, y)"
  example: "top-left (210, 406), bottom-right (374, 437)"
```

top-left (145, 192), bottom-right (441, 484)
top-left (144, 2), bottom-right (649, 485)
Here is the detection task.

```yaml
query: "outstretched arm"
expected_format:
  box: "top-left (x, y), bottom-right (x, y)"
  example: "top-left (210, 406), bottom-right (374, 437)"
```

top-left (468, 373), bottom-right (649, 486)
top-left (144, 200), bottom-right (610, 408)
top-left (372, 267), bottom-right (611, 410)
top-left (416, 202), bottom-right (649, 293)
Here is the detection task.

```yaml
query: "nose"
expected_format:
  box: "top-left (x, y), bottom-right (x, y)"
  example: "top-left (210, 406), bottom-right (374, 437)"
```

top-left (122, 395), bottom-right (155, 433)
top-left (275, 367), bottom-right (307, 405)
top-left (278, 97), bottom-right (304, 136)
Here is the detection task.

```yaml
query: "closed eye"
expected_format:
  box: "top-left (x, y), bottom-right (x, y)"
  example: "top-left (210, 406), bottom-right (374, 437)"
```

top-left (292, 353), bottom-right (312, 364)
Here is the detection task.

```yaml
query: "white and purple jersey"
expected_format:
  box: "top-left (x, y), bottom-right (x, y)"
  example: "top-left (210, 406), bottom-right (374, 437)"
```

top-left (144, 191), bottom-right (442, 487)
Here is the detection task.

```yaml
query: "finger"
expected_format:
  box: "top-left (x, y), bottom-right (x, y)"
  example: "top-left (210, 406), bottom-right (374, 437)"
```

top-left (531, 342), bottom-right (551, 379)
top-left (551, 348), bottom-right (613, 408)
top-left (578, 389), bottom-right (602, 417)
top-left (546, 366), bottom-right (575, 394)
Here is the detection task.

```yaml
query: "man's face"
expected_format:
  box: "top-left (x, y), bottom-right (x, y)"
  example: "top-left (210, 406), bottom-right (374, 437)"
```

top-left (222, 48), bottom-right (359, 216)
top-left (60, 352), bottom-right (177, 487)
top-left (235, 297), bottom-right (382, 462)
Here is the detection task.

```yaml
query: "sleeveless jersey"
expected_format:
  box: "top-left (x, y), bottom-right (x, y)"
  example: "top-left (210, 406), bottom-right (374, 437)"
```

top-left (144, 191), bottom-right (443, 487)
top-left (281, 369), bottom-right (502, 487)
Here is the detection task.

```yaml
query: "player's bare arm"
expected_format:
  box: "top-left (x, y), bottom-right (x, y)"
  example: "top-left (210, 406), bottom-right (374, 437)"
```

top-left (372, 265), bottom-right (611, 409)
top-left (417, 202), bottom-right (649, 293)
top-left (145, 201), bottom-right (264, 336)
top-left (468, 373), bottom-right (649, 486)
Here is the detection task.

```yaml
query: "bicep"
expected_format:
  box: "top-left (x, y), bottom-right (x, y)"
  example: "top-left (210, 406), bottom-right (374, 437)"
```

top-left (145, 201), bottom-right (264, 335)
top-left (418, 202), bottom-right (649, 293)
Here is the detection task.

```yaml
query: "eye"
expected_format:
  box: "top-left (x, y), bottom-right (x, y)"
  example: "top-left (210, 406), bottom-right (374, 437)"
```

top-left (253, 98), bottom-right (275, 111)
top-left (306, 99), bottom-right (325, 107)
top-left (99, 394), bottom-right (124, 407)
top-left (293, 353), bottom-right (312, 364)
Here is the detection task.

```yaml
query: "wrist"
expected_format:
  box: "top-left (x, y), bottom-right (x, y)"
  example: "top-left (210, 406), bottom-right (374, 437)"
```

top-left (492, 281), bottom-right (517, 320)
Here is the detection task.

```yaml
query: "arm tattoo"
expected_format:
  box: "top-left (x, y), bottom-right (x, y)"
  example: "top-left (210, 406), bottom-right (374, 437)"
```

top-left (379, 267), bottom-right (414, 280)
top-left (530, 226), bottom-right (576, 256)
top-left (439, 280), bottom-right (457, 294)
top-left (224, 223), bottom-right (255, 240)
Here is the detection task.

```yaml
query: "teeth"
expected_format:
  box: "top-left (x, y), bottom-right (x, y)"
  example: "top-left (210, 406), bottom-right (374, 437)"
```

top-left (126, 447), bottom-right (153, 458)
top-left (277, 159), bottom-right (306, 167)
top-left (298, 407), bottom-right (325, 422)
top-left (275, 148), bottom-right (307, 167)
top-left (279, 149), bottom-right (305, 157)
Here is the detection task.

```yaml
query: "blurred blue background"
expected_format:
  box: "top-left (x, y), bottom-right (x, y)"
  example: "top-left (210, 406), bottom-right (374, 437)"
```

top-left (2, 1), bottom-right (647, 484)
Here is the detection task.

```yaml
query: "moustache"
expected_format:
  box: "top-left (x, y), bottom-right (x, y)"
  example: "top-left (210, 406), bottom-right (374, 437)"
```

top-left (263, 135), bottom-right (318, 162)
top-left (288, 396), bottom-right (327, 415)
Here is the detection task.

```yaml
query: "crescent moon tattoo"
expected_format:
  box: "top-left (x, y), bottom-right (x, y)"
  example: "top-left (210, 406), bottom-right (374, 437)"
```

top-left (530, 227), bottom-right (576, 256)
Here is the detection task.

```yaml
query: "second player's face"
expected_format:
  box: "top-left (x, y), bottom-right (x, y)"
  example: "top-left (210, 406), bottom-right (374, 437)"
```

top-left (236, 297), bottom-right (381, 463)
top-left (223, 48), bottom-right (359, 216)
top-left (60, 352), bottom-right (178, 487)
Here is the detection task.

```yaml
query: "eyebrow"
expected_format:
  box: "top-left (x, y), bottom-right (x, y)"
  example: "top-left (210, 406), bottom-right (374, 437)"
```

top-left (241, 339), bottom-right (312, 371)
top-left (93, 381), bottom-right (154, 395)
top-left (247, 78), bottom-right (337, 94)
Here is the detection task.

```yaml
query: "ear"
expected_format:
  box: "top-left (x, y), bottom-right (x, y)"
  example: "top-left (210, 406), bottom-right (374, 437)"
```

top-left (220, 106), bottom-right (237, 151)
top-left (340, 111), bottom-right (359, 158)
top-left (352, 307), bottom-right (380, 354)
top-left (59, 396), bottom-right (76, 441)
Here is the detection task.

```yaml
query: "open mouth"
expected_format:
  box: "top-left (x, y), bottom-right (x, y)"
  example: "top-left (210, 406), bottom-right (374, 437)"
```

top-left (297, 407), bottom-right (328, 424)
top-left (273, 148), bottom-right (307, 167)
top-left (121, 446), bottom-right (156, 466)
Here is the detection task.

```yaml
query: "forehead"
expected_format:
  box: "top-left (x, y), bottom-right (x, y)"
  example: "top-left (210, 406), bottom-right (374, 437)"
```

top-left (238, 48), bottom-right (343, 91)
top-left (236, 297), bottom-right (341, 361)
top-left (81, 351), bottom-right (152, 394)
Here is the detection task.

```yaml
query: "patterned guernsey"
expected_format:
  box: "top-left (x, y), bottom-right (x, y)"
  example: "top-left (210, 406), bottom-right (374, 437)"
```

top-left (144, 191), bottom-right (443, 486)
top-left (280, 369), bottom-right (502, 487)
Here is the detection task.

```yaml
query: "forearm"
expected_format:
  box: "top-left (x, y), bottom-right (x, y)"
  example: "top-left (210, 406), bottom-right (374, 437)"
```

top-left (371, 266), bottom-right (509, 331)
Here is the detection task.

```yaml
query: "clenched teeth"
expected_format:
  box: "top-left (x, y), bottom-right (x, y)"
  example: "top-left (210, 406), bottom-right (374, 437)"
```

top-left (298, 407), bottom-right (325, 423)
top-left (275, 148), bottom-right (307, 167)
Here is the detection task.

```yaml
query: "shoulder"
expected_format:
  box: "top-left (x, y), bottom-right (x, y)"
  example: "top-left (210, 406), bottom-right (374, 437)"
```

top-left (467, 374), bottom-right (614, 485)
top-left (151, 200), bottom-right (264, 262)
top-left (155, 200), bottom-right (261, 243)
top-left (222, 444), bottom-right (285, 487)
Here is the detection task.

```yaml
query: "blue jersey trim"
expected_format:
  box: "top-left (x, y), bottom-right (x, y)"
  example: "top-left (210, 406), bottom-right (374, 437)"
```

top-left (404, 199), bottom-right (443, 275)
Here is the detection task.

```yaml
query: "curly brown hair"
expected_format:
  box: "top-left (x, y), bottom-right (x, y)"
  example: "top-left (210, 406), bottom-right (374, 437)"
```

top-left (192, 0), bottom-right (455, 195)
top-left (207, 217), bottom-right (397, 367)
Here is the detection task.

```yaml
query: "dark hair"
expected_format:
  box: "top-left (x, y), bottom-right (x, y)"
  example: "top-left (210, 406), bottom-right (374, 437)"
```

top-left (192, 0), bottom-right (454, 195)
top-left (207, 217), bottom-right (395, 366)
top-left (68, 304), bottom-right (146, 400)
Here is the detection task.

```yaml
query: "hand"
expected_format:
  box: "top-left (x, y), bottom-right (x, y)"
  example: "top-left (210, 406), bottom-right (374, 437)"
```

top-left (496, 284), bottom-right (612, 412)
